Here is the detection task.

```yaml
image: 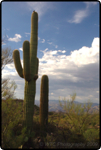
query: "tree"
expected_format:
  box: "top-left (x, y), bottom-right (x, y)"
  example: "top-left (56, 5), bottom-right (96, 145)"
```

top-left (2, 37), bottom-right (17, 100)
top-left (2, 78), bottom-right (17, 100)
top-left (2, 37), bottom-right (13, 70)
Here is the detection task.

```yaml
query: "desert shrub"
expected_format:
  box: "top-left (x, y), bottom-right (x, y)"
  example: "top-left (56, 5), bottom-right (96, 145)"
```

top-left (83, 128), bottom-right (99, 142)
top-left (91, 112), bottom-right (99, 127)
top-left (59, 93), bottom-right (93, 134)
top-left (1, 98), bottom-right (24, 148)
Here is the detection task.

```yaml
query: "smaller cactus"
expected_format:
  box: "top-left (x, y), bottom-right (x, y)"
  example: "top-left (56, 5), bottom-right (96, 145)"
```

top-left (40, 75), bottom-right (49, 130)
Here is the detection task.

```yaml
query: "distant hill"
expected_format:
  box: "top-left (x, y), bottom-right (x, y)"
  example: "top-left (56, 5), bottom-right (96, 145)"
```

top-left (35, 99), bottom-right (99, 113)
top-left (2, 99), bottom-right (99, 113)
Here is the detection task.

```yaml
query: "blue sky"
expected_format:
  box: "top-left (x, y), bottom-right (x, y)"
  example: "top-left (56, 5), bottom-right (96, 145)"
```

top-left (2, 2), bottom-right (99, 103)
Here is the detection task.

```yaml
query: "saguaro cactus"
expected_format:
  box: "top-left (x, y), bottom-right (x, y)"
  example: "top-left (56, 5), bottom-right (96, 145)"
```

top-left (13, 11), bottom-right (39, 130)
top-left (40, 75), bottom-right (49, 130)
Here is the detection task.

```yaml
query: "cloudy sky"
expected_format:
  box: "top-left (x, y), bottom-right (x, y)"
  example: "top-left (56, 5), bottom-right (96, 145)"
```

top-left (2, 2), bottom-right (99, 103)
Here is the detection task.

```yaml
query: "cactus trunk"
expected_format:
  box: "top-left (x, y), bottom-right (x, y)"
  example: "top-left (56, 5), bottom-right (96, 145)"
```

top-left (40, 75), bottom-right (49, 131)
top-left (13, 11), bottom-right (39, 131)
top-left (24, 80), bottom-right (36, 130)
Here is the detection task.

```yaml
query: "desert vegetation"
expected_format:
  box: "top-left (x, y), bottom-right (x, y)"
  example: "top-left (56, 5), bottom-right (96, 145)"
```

top-left (2, 94), bottom-right (100, 149)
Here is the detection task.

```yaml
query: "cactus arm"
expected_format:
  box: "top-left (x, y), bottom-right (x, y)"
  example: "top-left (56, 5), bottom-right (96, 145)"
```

top-left (23, 40), bottom-right (31, 81)
top-left (13, 50), bottom-right (24, 78)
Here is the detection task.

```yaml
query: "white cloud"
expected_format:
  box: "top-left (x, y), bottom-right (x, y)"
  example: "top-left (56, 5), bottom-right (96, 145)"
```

top-left (45, 48), bottom-right (48, 51)
top-left (51, 50), bottom-right (57, 55)
top-left (8, 34), bottom-right (22, 42)
top-left (92, 37), bottom-right (99, 48)
top-left (2, 68), bottom-right (17, 78)
top-left (68, 2), bottom-right (98, 24)
top-left (41, 39), bottom-right (45, 43)
top-left (19, 48), bottom-right (23, 51)
top-left (68, 9), bottom-right (89, 24)
top-left (6, 63), bottom-right (15, 70)
top-left (38, 37), bottom-right (99, 102)
top-left (69, 37), bottom-right (99, 66)
top-left (62, 50), bottom-right (66, 53)
top-left (58, 50), bottom-right (66, 53)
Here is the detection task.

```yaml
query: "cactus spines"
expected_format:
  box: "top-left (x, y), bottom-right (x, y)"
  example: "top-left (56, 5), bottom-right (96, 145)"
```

top-left (13, 11), bottom-right (39, 131)
top-left (40, 75), bottom-right (49, 130)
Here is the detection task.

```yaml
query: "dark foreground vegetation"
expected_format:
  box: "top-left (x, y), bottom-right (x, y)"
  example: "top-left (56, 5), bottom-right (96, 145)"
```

top-left (2, 96), bottom-right (100, 149)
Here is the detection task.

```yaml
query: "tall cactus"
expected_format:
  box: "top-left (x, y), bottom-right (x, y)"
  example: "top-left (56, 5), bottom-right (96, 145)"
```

top-left (40, 75), bottom-right (49, 131)
top-left (13, 11), bottom-right (39, 130)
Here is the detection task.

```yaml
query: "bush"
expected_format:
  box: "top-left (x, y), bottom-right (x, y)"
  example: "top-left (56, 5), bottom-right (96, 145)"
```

top-left (59, 93), bottom-right (93, 134)
top-left (1, 98), bottom-right (24, 148)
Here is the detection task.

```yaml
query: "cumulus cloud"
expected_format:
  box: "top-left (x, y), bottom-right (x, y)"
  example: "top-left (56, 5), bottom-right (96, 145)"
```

top-left (92, 37), bottom-right (99, 48)
top-left (2, 37), bottom-right (99, 103)
top-left (2, 69), bottom-right (17, 79)
top-left (39, 37), bottom-right (99, 73)
top-left (8, 34), bottom-right (22, 42)
top-left (58, 50), bottom-right (66, 53)
top-left (38, 37), bottom-right (99, 102)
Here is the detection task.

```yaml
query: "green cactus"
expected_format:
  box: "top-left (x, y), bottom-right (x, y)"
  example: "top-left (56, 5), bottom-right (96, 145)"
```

top-left (13, 11), bottom-right (39, 131)
top-left (40, 75), bottom-right (49, 130)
